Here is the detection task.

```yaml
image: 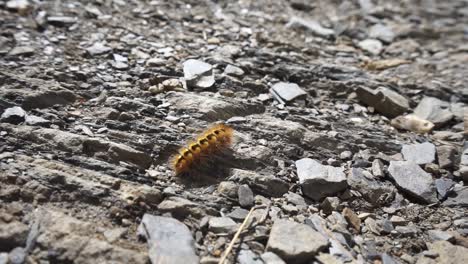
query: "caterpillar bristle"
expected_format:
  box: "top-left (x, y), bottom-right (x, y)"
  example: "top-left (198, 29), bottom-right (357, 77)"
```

top-left (171, 123), bottom-right (234, 176)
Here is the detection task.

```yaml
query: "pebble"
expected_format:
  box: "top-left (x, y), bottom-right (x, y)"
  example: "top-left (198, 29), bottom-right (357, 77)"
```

top-left (355, 86), bottom-right (409, 118)
top-left (238, 184), bottom-right (255, 208)
top-left (224, 65), bottom-right (245, 76)
top-left (414, 97), bottom-right (454, 127)
top-left (86, 42), bottom-right (112, 56)
top-left (266, 219), bottom-right (328, 263)
top-left (296, 158), bottom-right (348, 201)
top-left (401, 142), bottom-right (436, 165)
top-left (208, 217), bottom-right (238, 234)
top-left (443, 185), bottom-right (468, 207)
top-left (183, 59), bottom-right (215, 89)
top-left (390, 216), bottom-right (407, 226)
top-left (8, 46), bottom-right (35, 56)
top-left (0, 106), bottom-right (26, 124)
top-left (368, 24), bottom-right (395, 43)
top-left (436, 145), bottom-right (457, 169)
top-left (137, 214), bottom-right (199, 264)
top-left (286, 17), bottom-right (334, 38)
top-left (388, 161), bottom-right (437, 204)
top-left (342, 207), bottom-right (361, 231)
top-left (270, 82), bottom-right (307, 104)
top-left (434, 178), bottom-right (454, 199)
top-left (237, 250), bottom-right (263, 264)
top-left (358, 39), bottom-right (383, 55)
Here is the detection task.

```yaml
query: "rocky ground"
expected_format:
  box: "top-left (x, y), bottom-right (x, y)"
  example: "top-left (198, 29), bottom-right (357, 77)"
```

top-left (0, 0), bottom-right (467, 263)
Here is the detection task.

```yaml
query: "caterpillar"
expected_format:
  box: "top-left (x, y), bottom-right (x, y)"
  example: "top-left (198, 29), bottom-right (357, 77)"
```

top-left (171, 123), bottom-right (234, 176)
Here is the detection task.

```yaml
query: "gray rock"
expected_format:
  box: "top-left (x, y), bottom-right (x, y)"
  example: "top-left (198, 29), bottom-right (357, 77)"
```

top-left (237, 250), bottom-right (264, 264)
top-left (104, 228), bottom-right (127, 243)
top-left (8, 46), bottom-right (35, 56)
top-left (284, 192), bottom-right (307, 207)
top-left (414, 97), bottom-right (454, 127)
top-left (381, 253), bottom-right (399, 264)
top-left (0, 106), bottom-right (26, 124)
top-left (8, 247), bottom-right (26, 264)
top-left (435, 178), bottom-right (454, 199)
top-left (86, 42), bottom-right (112, 56)
top-left (427, 230), bottom-right (455, 242)
top-left (347, 168), bottom-right (395, 206)
top-left (266, 219), bottom-right (328, 263)
top-left (25, 115), bottom-right (50, 126)
top-left (443, 185), bottom-right (468, 207)
top-left (270, 82), bottom-right (307, 104)
top-left (183, 59), bottom-right (215, 89)
top-left (0, 253), bottom-right (7, 264)
top-left (22, 89), bottom-right (76, 110)
top-left (224, 65), bottom-right (245, 76)
top-left (395, 225), bottom-right (420, 237)
top-left (238, 184), bottom-right (255, 208)
top-left (372, 159), bottom-right (385, 178)
top-left (388, 161), bottom-right (437, 204)
top-left (166, 92), bottom-right (264, 122)
top-left (226, 208), bottom-right (249, 221)
top-left (358, 39), bottom-right (383, 55)
top-left (369, 24), bottom-right (396, 43)
top-left (6, 0), bottom-right (30, 11)
top-left (425, 241), bottom-right (468, 264)
top-left (355, 86), bottom-right (409, 118)
top-left (296, 158), bottom-right (348, 201)
top-left (158, 196), bottom-right (208, 218)
top-left (320, 197), bottom-right (341, 214)
top-left (261, 252), bottom-right (286, 264)
top-left (138, 214), bottom-right (198, 264)
top-left (286, 17), bottom-right (334, 38)
top-left (217, 181), bottom-right (239, 198)
top-left (47, 16), bottom-right (77, 26)
top-left (230, 169), bottom-right (289, 198)
top-left (401, 142), bottom-right (436, 165)
top-left (437, 145), bottom-right (457, 169)
top-left (208, 217), bottom-right (238, 233)
top-left (0, 221), bottom-right (29, 251)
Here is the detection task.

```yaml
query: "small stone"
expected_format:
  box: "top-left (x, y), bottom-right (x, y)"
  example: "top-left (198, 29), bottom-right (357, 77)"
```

top-left (388, 161), bottom-right (437, 204)
top-left (296, 158), bottom-right (348, 201)
top-left (435, 178), bottom-right (455, 199)
top-left (8, 247), bottom-right (26, 264)
top-left (8, 46), bottom-right (35, 56)
top-left (217, 181), bottom-right (239, 199)
top-left (103, 228), bottom-right (126, 243)
top-left (261, 252), bottom-right (286, 264)
top-left (146, 57), bottom-right (165, 66)
top-left (372, 159), bottom-right (385, 178)
top-left (224, 65), bottom-right (245, 76)
top-left (266, 219), bottom-right (328, 263)
top-left (414, 97), bottom-right (454, 127)
top-left (395, 225), bottom-right (419, 236)
top-left (238, 184), bottom-right (254, 208)
top-left (443, 185), bottom-right (468, 207)
top-left (86, 42), bottom-right (112, 56)
top-left (320, 197), bottom-right (341, 214)
top-left (347, 168), bottom-right (395, 206)
top-left (1, 106), bottom-right (26, 124)
top-left (237, 250), bottom-right (263, 264)
top-left (183, 59), bottom-right (215, 89)
top-left (25, 115), bottom-right (50, 126)
top-left (270, 82), bottom-right (307, 103)
top-left (284, 192), bottom-right (306, 207)
top-left (377, 219), bottom-right (394, 234)
top-left (47, 16), bottom-right (77, 26)
top-left (285, 17), bottom-right (334, 37)
top-left (208, 217), bottom-right (238, 233)
top-left (6, 0), bottom-right (31, 12)
top-left (437, 145), bottom-right (457, 169)
top-left (427, 230), bottom-right (455, 242)
top-left (342, 208), bottom-right (361, 231)
top-left (369, 24), bottom-right (395, 43)
top-left (355, 86), bottom-right (409, 118)
top-left (402, 142), bottom-right (436, 165)
top-left (358, 39), bottom-right (383, 55)
top-left (229, 169), bottom-right (289, 198)
top-left (340, 151), bottom-right (353, 160)
top-left (137, 214), bottom-right (199, 264)
top-left (226, 208), bottom-right (249, 221)
top-left (390, 216), bottom-right (407, 226)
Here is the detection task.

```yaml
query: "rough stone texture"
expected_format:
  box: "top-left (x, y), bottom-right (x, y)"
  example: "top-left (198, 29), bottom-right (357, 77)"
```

top-left (266, 220), bottom-right (328, 263)
top-left (401, 142), bottom-right (436, 165)
top-left (270, 82), bottom-right (307, 103)
top-left (208, 217), bottom-right (238, 233)
top-left (238, 184), bottom-right (255, 208)
top-left (296, 158), bottom-right (348, 201)
top-left (420, 241), bottom-right (468, 264)
top-left (230, 169), bottom-right (289, 198)
top-left (183, 59), bottom-right (215, 89)
top-left (437, 145), bottom-right (457, 169)
top-left (138, 214), bottom-right (198, 264)
top-left (388, 161), bottom-right (437, 204)
top-left (443, 186), bottom-right (468, 207)
top-left (414, 97), bottom-right (454, 127)
top-left (355, 86), bottom-right (409, 118)
top-left (347, 168), bottom-right (395, 206)
top-left (0, 106), bottom-right (26, 124)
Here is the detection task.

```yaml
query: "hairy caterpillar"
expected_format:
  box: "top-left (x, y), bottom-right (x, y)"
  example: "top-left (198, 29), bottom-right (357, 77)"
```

top-left (172, 124), bottom-right (234, 176)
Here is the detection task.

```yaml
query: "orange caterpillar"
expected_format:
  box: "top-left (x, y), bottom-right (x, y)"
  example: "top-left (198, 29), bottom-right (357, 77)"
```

top-left (172, 124), bottom-right (234, 175)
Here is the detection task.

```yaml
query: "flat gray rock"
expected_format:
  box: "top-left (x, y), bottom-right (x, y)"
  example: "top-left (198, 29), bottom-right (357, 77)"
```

top-left (388, 161), bottom-right (437, 204)
top-left (443, 185), bottom-right (468, 207)
top-left (355, 86), bottom-right (409, 118)
top-left (261, 252), bottom-right (286, 264)
top-left (414, 97), bottom-right (454, 127)
top-left (0, 106), bottom-right (26, 124)
top-left (183, 59), bottom-right (215, 88)
top-left (266, 219), bottom-right (328, 263)
top-left (401, 142), bottom-right (436, 165)
top-left (270, 82), bottom-right (307, 103)
top-left (435, 178), bottom-right (454, 199)
top-left (369, 24), bottom-right (395, 43)
top-left (347, 168), bottom-right (395, 206)
top-left (238, 184), bottom-right (254, 208)
top-left (137, 214), bottom-right (199, 264)
top-left (358, 39), bottom-right (383, 55)
top-left (296, 158), bottom-right (348, 201)
top-left (208, 217), bottom-right (238, 233)
top-left (224, 64), bottom-right (245, 76)
top-left (237, 250), bottom-right (264, 264)
top-left (286, 17), bottom-right (334, 38)
top-left (86, 42), bottom-right (112, 56)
